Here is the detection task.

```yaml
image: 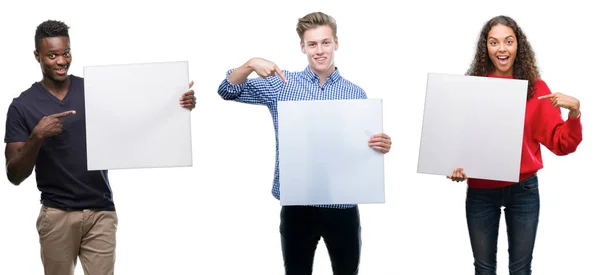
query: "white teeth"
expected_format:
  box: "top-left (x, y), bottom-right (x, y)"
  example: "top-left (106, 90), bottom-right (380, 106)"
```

top-left (498, 56), bottom-right (508, 60)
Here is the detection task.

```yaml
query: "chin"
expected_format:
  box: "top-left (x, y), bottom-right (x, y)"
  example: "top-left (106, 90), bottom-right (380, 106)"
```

top-left (492, 66), bottom-right (512, 76)
top-left (313, 64), bottom-right (331, 72)
top-left (53, 75), bottom-right (69, 83)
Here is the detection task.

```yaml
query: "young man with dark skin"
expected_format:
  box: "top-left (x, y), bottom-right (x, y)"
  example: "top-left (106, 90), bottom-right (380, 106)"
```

top-left (4, 20), bottom-right (196, 275)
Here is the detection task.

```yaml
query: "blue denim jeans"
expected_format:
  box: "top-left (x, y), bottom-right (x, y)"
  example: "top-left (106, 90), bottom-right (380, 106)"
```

top-left (466, 174), bottom-right (540, 275)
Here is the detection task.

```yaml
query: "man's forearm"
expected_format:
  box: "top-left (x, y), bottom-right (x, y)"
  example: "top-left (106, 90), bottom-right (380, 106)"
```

top-left (228, 59), bottom-right (256, 85)
top-left (6, 135), bottom-right (44, 185)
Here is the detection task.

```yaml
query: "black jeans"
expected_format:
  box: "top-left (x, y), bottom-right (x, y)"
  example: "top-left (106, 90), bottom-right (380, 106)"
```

top-left (279, 205), bottom-right (361, 275)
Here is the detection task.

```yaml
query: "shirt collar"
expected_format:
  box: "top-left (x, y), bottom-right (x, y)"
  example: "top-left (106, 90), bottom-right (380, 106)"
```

top-left (302, 66), bottom-right (341, 85)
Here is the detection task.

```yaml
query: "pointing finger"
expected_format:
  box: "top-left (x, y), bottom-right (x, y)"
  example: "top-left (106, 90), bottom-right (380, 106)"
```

top-left (51, 110), bottom-right (76, 118)
top-left (537, 94), bottom-right (554, 100)
top-left (274, 66), bottom-right (287, 83)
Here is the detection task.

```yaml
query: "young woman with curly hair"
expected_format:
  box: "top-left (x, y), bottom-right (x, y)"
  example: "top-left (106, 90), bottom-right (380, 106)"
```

top-left (447, 15), bottom-right (583, 275)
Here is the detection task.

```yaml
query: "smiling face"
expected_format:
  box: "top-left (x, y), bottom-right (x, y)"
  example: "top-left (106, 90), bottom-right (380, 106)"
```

top-left (487, 24), bottom-right (517, 77)
top-left (35, 36), bottom-right (71, 83)
top-left (300, 25), bottom-right (338, 78)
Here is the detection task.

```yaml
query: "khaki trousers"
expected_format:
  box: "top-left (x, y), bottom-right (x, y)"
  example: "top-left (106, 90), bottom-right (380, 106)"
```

top-left (36, 205), bottom-right (118, 275)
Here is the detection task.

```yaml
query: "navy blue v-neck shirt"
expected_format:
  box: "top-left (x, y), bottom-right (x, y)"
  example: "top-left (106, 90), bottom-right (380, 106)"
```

top-left (4, 75), bottom-right (115, 211)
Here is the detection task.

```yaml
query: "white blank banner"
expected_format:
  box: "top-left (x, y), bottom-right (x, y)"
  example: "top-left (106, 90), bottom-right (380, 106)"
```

top-left (417, 73), bottom-right (528, 182)
top-left (278, 99), bottom-right (385, 205)
top-left (84, 61), bottom-right (193, 170)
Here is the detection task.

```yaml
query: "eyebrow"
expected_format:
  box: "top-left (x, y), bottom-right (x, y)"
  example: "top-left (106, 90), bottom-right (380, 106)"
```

top-left (488, 35), bottom-right (515, 40)
top-left (47, 48), bottom-right (71, 53)
top-left (306, 39), bottom-right (332, 44)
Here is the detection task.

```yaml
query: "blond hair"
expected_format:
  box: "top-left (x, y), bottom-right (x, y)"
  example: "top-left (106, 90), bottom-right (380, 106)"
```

top-left (296, 12), bottom-right (337, 42)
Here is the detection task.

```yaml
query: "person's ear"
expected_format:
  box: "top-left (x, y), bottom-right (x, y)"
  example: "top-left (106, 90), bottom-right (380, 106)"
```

top-left (334, 36), bottom-right (339, 51)
top-left (34, 50), bottom-right (40, 63)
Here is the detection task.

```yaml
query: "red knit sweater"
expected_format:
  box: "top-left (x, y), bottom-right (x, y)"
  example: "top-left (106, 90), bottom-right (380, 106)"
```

top-left (467, 74), bottom-right (583, 189)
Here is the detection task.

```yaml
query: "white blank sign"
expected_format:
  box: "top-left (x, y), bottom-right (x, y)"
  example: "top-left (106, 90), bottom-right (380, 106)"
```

top-left (278, 99), bottom-right (385, 206)
top-left (417, 73), bottom-right (528, 182)
top-left (84, 61), bottom-right (192, 170)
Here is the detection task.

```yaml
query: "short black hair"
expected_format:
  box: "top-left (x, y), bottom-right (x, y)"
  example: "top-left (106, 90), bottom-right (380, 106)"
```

top-left (35, 20), bottom-right (70, 50)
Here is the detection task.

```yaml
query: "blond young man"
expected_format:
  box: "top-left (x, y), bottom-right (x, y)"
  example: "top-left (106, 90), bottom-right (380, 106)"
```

top-left (217, 12), bottom-right (392, 274)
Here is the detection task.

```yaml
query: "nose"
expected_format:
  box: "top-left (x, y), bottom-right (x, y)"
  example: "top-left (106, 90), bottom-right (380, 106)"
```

top-left (498, 42), bottom-right (507, 52)
top-left (56, 56), bottom-right (67, 65)
top-left (316, 44), bottom-right (324, 54)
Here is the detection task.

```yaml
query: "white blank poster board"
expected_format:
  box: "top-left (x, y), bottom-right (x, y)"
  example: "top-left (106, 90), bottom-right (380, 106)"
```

top-left (278, 99), bottom-right (385, 206)
top-left (417, 73), bottom-right (528, 182)
top-left (84, 61), bottom-right (192, 170)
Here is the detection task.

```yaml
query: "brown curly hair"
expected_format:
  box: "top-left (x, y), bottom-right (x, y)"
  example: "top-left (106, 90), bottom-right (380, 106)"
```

top-left (466, 15), bottom-right (539, 99)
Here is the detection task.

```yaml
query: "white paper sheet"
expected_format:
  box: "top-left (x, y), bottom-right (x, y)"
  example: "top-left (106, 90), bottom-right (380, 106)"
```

top-left (417, 73), bottom-right (528, 182)
top-left (278, 99), bottom-right (385, 205)
top-left (83, 61), bottom-right (192, 170)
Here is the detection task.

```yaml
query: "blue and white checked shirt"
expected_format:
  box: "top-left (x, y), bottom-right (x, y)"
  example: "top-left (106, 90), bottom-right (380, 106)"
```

top-left (218, 66), bottom-right (367, 209)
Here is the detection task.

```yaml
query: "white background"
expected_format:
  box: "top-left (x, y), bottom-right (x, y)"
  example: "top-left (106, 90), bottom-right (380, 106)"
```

top-left (0, 0), bottom-right (597, 274)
